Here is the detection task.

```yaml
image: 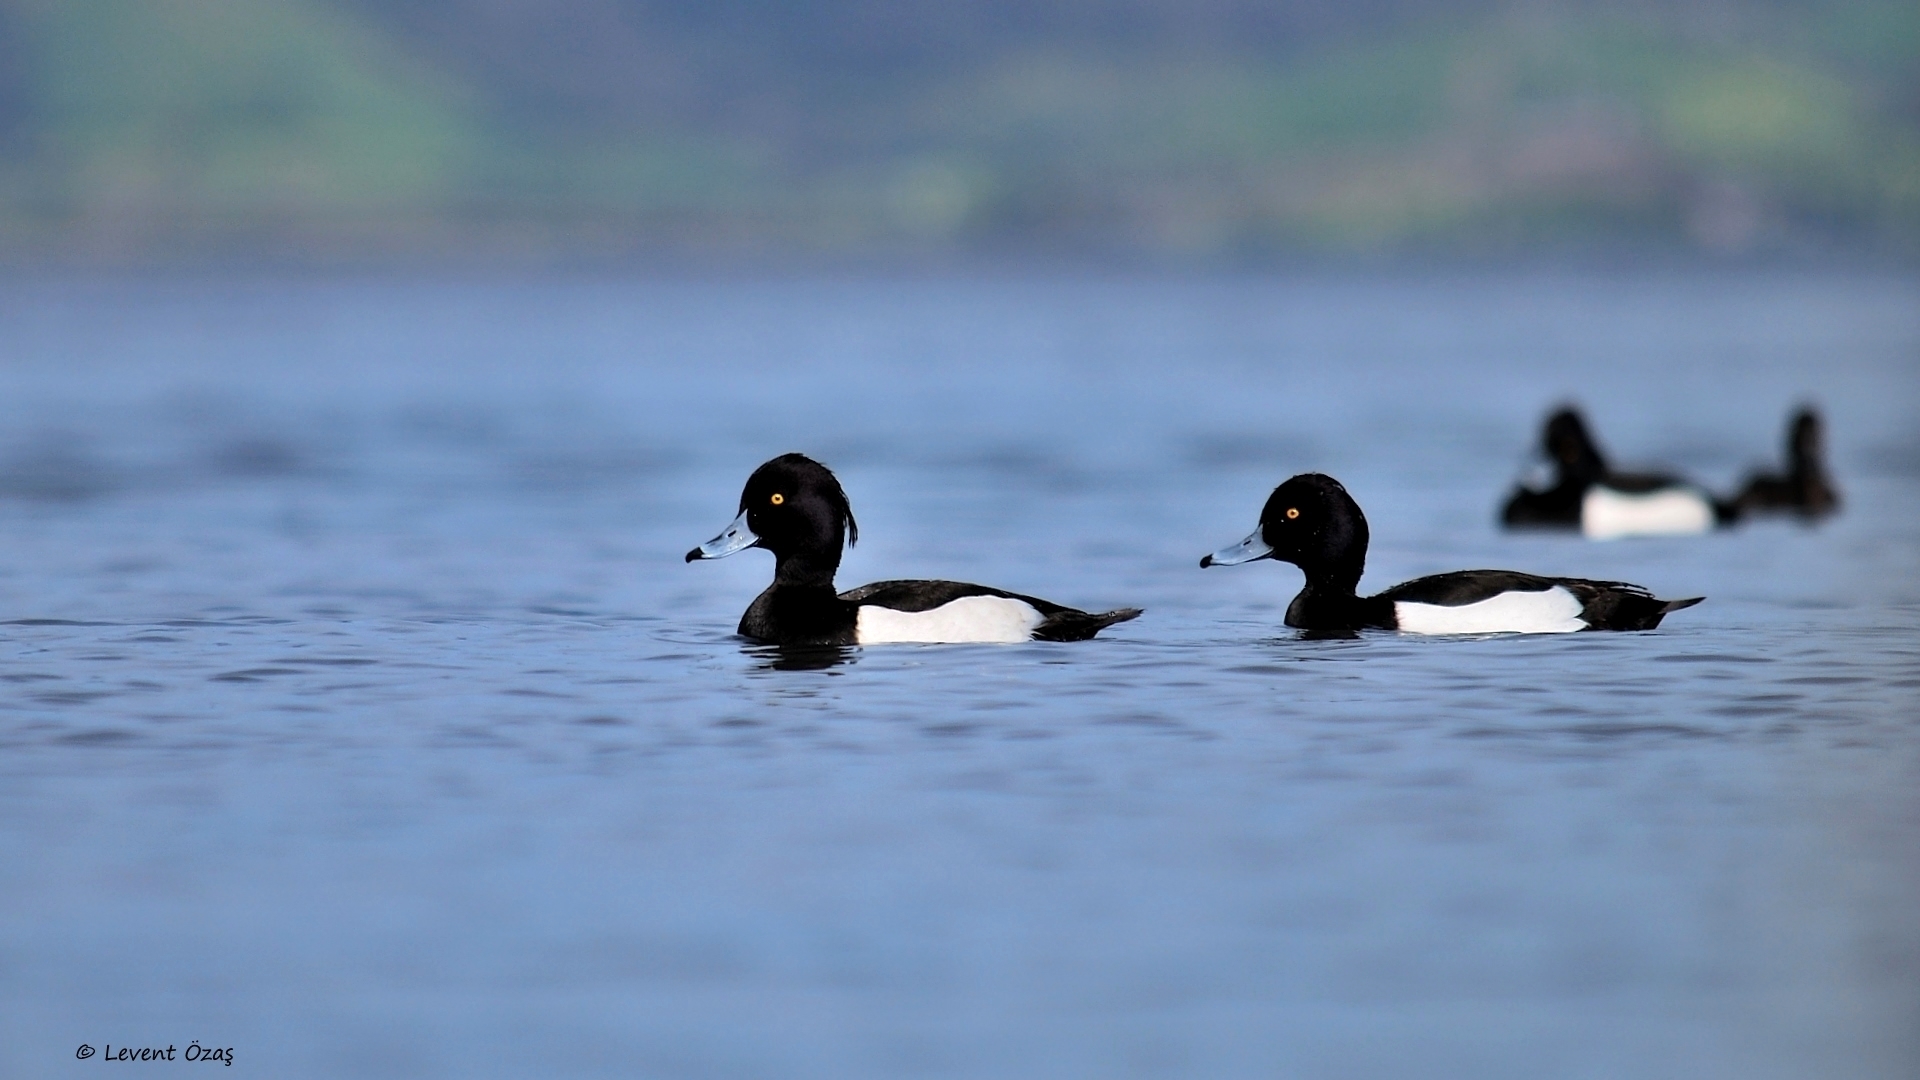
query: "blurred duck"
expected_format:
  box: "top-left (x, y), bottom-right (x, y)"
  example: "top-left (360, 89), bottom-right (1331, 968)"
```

top-left (1501, 407), bottom-right (1727, 540)
top-left (1204, 473), bottom-right (1702, 635)
top-left (1730, 407), bottom-right (1839, 520)
top-left (687, 453), bottom-right (1141, 645)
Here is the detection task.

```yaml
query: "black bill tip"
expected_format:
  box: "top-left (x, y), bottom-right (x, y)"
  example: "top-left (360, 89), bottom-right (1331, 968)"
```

top-left (1199, 554), bottom-right (1213, 568)
top-left (684, 548), bottom-right (703, 563)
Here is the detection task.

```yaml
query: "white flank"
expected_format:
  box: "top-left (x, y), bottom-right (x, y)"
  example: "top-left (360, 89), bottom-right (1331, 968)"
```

top-left (1581, 486), bottom-right (1714, 540)
top-left (1394, 586), bottom-right (1585, 635)
top-left (855, 596), bottom-right (1046, 644)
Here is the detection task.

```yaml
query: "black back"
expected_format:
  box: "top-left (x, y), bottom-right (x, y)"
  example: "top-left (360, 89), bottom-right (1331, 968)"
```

top-left (1380, 570), bottom-right (1704, 630)
top-left (1379, 569), bottom-right (1560, 605)
top-left (841, 579), bottom-right (1141, 642)
top-left (841, 579), bottom-right (1066, 614)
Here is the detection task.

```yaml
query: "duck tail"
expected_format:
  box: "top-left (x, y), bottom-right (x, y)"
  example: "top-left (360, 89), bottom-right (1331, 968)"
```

top-left (1586, 591), bottom-right (1703, 631)
top-left (1641, 595), bottom-right (1705, 629)
top-left (1034, 607), bottom-right (1143, 642)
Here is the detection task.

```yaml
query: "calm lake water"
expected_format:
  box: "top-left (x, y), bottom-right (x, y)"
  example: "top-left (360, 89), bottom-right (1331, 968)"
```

top-left (2, 271), bottom-right (1916, 1079)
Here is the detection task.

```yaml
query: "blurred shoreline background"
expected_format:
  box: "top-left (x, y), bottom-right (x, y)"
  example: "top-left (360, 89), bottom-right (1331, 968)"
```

top-left (0, 0), bottom-right (1914, 268)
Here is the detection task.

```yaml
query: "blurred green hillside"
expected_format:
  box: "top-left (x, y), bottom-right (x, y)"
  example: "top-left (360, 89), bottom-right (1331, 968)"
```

top-left (0, 0), bottom-right (1914, 262)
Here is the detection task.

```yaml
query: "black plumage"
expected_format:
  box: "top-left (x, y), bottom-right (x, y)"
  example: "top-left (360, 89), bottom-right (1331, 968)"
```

top-left (688, 454), bottom-right (1141, 645)
top-left (1501, 406), bottom-right (1730, 528)
top-left (1205, 473), bottom-right (1703, 634)
top-left (1730, 407), bottom-right (1840, 520)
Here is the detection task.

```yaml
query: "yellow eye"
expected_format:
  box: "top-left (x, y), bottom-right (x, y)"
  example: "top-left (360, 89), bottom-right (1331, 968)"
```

top-left (770, 493), bottom-right (784, 506)
top-left (1285, 507), bottom-right (1299, 519)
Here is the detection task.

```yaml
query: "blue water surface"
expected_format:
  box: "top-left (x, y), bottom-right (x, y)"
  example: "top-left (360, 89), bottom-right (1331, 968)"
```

top-left (1, 271), bottom-right (1916, 1078)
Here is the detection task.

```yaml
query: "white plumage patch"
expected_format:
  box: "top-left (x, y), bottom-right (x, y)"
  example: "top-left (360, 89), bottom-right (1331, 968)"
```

top-left (1581, 486), bottom-right (1714, 540)
top-left (855, 596), bottom-right (1045, 644)
top-left (1394, 586), bottom-right (1586, 635)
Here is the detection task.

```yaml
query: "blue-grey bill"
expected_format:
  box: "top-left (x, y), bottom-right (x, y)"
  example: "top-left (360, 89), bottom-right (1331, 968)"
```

top-left (1200, 529), bottom-right (1273, 568)
top-left (687, 509), bottom-right (757, 561)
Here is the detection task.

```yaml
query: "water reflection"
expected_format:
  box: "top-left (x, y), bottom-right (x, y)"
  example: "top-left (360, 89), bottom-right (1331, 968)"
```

top-left (745, 642), bottom-right (860, 672)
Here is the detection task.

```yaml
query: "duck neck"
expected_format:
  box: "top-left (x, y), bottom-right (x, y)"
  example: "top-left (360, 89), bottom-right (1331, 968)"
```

top-left (1298, 553), bottom-right (1365, 603)
top-left (1287, 557), bottom-right (1384, 631)
top-left (772, 552), bottom-right (840, 590)
top-left (1558, 455), bottom-right (1605, 489)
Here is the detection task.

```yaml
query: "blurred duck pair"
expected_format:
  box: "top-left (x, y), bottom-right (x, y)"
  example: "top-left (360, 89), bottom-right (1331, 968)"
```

top-left (1502, 406), bottom-right (1838, 539)
top-left (689, 454), bottom-right (1702, 647)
